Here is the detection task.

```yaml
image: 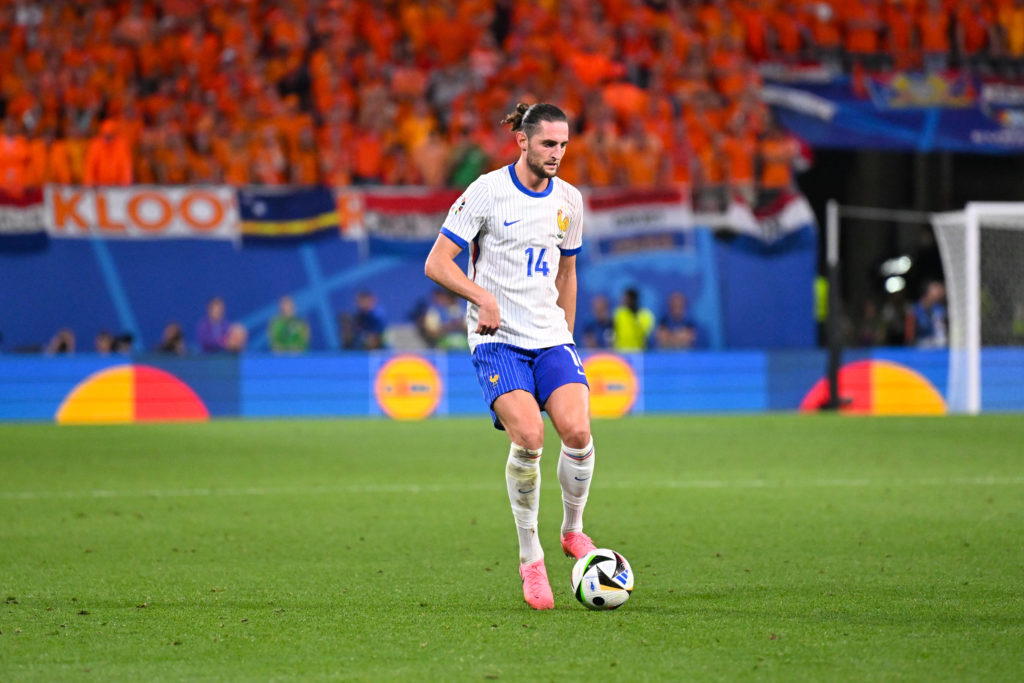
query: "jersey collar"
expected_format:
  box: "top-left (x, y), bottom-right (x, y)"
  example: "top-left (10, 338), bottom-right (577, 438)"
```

top-left (507, 164), bottom-right (553, 198)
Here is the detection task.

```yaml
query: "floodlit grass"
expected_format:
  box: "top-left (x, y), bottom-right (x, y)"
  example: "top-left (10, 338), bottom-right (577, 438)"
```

top-left (1, 415), bottom-right (1022, 681)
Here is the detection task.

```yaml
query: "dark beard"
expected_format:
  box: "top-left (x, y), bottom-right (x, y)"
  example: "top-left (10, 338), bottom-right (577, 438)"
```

top-left (526, 154), bottom-right (557, 179)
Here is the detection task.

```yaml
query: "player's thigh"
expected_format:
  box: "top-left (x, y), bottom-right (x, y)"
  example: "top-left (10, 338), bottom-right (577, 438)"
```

top-left (544, 382), bottom-right (591, 449)
top-left (493, 390), bottom-right (545, 450)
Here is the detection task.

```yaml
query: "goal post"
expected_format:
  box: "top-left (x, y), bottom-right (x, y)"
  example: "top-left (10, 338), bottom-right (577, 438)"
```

top-left (823, 201), bottom-right (934, 411)
top-left (932, 202), bottom-right (1024, 414)
top-left (825, 200), bottom-right (1024, 415)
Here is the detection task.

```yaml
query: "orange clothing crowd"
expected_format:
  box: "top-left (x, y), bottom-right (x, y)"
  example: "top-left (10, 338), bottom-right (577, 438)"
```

top-left (1, 0), bottom-right (1021, 203)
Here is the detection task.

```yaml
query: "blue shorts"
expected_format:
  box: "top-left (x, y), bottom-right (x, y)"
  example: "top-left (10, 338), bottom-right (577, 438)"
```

top-left (471, 342), bottom-right (590, 430)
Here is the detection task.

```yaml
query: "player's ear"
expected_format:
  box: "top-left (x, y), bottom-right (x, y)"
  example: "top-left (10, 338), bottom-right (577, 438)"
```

top-left (516, 130), bottom-right (528, 151)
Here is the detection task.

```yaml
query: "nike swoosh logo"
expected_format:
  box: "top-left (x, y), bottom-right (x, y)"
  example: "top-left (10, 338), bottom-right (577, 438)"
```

top-left (518, 488), bottom-right (535, 494)
top-left (574, 476), bottom-right (591, 482)
top-left (503, 219), bottom-right (522, 226)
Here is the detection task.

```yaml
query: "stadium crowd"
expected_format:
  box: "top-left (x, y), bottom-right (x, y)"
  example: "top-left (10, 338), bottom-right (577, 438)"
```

top-left (1, 0), bottom-right (1023, 204)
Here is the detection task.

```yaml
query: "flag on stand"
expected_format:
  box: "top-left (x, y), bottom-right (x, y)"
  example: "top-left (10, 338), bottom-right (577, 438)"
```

top-left (0, 188), bottom-right (48, 251)
top-left (238, 186), bottom-right (339, 244)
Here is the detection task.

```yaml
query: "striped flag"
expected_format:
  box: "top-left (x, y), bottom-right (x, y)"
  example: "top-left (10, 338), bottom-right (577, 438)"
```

top-left (238, 186), bottom-right (338, 244)
top-left (0, 188), bottom-right (47, 251)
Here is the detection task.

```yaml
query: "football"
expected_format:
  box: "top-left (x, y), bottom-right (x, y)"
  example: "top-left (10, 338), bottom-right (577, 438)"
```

top-left (570, 548), bottom-right (634, 610)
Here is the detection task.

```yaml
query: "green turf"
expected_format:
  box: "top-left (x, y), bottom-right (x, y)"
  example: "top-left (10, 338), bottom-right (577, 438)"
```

top-left (1, 415), bottom-right (1023, 681)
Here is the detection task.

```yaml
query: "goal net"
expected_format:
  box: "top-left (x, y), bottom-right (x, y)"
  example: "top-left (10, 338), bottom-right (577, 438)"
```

top-left (932, 203), bottom-right (1024, 414)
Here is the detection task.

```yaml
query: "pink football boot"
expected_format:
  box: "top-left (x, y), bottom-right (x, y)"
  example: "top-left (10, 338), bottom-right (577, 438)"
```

top-left (560, 531), bottom-right (597, 559)
top-left (518, 558), bottom-right (555, 610)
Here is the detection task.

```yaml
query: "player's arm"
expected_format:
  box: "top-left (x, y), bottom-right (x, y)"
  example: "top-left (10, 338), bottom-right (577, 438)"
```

top-left (555, 253), bottom-right (578, 334)
top-left (424, 233), bottom-right (500, 335)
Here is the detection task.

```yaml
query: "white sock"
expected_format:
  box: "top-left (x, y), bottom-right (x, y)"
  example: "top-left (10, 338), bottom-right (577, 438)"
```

top-left (557, 438), bottom-right (595, 535)
top-left (506, 443), bottom-right (543, 564)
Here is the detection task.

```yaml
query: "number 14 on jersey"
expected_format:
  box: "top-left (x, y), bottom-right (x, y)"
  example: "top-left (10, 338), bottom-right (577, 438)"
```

top-left (525, 247), bottom-right (550, 277)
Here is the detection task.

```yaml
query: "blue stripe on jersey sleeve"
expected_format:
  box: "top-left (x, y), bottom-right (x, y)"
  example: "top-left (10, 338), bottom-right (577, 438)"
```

top-left (559, 245), bottom-right (582, 256)
top-left (440, 227), bottom-right (469, 249)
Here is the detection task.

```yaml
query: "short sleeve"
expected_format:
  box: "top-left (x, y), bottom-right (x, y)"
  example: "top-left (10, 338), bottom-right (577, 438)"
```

top-left (559, 186), bottom-right (584, 256)
top-left (440, 178), bottom-right (489, 249)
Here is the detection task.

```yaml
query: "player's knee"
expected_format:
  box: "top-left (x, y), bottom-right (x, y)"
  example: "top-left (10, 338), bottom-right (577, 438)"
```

top-left (561, 426), bottom-right (591, 450)
top-left (520, 430), bottom-right (546, 452)
top-left (510, 424), bottom-right (545, 452)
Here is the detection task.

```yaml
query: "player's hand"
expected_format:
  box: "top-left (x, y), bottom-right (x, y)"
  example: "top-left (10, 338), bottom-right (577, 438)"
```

top-left (476, 294), bottom-right (500, 335)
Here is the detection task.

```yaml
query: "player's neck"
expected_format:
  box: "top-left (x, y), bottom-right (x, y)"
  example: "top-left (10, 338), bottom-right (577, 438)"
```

top-left (513, 158), bottom-right (550, 193)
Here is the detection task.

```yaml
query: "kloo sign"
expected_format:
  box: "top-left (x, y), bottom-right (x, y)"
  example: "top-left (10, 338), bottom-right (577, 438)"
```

top-left (45, 186), bottom-right (237, 239)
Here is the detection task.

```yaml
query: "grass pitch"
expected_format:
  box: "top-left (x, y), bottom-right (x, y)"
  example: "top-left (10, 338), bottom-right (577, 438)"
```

top-left (1, 414), bottom-right (1023, 681)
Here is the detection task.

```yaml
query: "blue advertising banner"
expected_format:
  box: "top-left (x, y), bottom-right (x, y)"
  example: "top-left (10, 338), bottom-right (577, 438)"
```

top-left (766, 76), bottom-right (1024, 153)
top-left (2, 348), bottom-right (1021, 423)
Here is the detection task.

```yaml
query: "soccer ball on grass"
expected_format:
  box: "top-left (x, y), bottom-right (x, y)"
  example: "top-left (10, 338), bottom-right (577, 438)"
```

top-left (570, 548), bottom-right (633, 610)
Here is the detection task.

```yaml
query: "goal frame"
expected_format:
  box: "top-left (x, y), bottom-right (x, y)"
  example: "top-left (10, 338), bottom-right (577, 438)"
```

top-left (954, 202), bottom-right (1024, 414)
top-left (824, 200), bottom-right (1024, 415)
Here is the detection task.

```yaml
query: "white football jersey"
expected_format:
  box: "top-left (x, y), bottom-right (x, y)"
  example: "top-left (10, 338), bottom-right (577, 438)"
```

top-left (440, 164), bottom-right (584, 351)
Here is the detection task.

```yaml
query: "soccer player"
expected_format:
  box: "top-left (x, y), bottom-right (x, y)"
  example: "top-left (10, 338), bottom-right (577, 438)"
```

top-left (424, 103), bottom-right (598, 610)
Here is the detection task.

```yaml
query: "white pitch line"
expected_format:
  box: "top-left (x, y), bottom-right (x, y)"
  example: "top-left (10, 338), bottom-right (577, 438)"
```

top-left (1, 477), bottom-right (1023, 501)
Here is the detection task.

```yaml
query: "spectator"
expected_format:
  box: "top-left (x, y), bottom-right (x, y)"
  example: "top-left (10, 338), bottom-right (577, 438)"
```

top-left (722, 118), bottom-right (756, 206)
top-left (412, 129), bottom-right (451, 188)
top-left (95, 330), bottom-right (114, 354)
top-left (581, 294), bottom-right (615, 349)
top-left (63, 122), bottom-right (89, 186)
top-left (995, 0), bottom-right (1024, 79)
top-left (225, 324), bottom-right (248, 353)
top-left (0, 0), bottom-right (836, 194)
top-left (919, 0), bottom-right (952, 72)
top-left (252, 125), bottom-right (287, 185)
top-left (0, 118), bottom-right (29, 196)
top-left (880, 290), bottom-right (910, 345)
top-left (843, 0), bottom-right (884, 71)
top-left (615, 117), bottom-right (664, 188)
top-left (806, 1), bottom-right (842, 70)
top-left (758, 121), bottom-right (801, 201)
top-left (157, 322), bottom-right (187, 356)
top-left (46, 328), bottom-right (76, 355)
top-left (83, 120), bottom-right (133, 186)
top-left (907, 280), bottom-right (948, 348)
top-left (448, 113), bottom-right (488, 188)
top-left (854, 300), bottom-right (886, 347)
top-left (197, 296), bottom-right (246, 353)
top-left (289, 127), bottom-right (321, 186)
top-left (221, 130), bottom-right (252, 186)
top-left (613, 288), bottom-right (655, 352)
top-left (341, 290), bottom-right (386, 350)
top-left (350, 120), bottom-right (387, 185)
top-left (419, 288), bottom-right (467, 350)
top-left (269, 295), bottom-right (310, 353)
top-left (26, 127), bottom-right (69, 186)
top-left (884, 0), bottom-right (916, 71)
top-left (956, 1), bottom-right (994, 75)
top-left (656, 292), bottom-right (698, 350)
top-left (112, 333), bottom-right (134, 354)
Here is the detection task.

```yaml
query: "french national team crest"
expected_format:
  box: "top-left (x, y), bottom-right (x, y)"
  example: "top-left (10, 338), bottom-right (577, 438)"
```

top-left (556, 208), bottom-right (568, 240)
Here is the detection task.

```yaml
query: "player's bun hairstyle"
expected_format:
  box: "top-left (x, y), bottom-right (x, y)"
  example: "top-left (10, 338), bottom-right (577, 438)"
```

top-left (502, 102), bottom-right (567, 137)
